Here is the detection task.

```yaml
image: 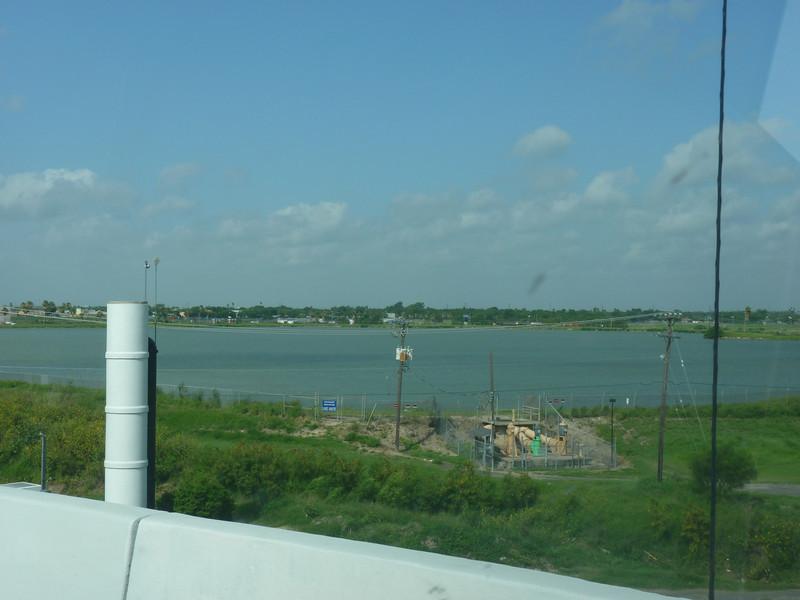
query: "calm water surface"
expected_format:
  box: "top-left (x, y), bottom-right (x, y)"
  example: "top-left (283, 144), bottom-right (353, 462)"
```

top-left (1, 327), bottom-right (798, 409)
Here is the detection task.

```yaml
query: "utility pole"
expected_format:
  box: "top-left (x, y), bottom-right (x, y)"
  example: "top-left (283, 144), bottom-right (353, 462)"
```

top-left (489, 352), bottom-right (496, 471)
top-left (394, 321), bottom-right (408, 451)
top-left (657, 313), bottom-right (677, 482)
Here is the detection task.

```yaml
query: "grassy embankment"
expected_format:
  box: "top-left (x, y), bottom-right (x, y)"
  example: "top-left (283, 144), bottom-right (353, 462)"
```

top-left (1, 380), bottom-right (799, 591)
top-left (0, 315), bottom-right (104, 328)
top-left (589, 321), bottom-right (800, 341)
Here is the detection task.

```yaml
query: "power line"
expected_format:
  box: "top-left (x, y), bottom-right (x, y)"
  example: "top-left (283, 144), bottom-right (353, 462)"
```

top-left (675, 337), bottom-right (707, 443)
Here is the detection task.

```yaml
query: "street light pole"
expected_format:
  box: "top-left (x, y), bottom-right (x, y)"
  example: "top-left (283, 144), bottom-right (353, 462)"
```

top-left (153, 257), bottom-right (160, 344)
top-left (144, 260), bottom-right (150, 302)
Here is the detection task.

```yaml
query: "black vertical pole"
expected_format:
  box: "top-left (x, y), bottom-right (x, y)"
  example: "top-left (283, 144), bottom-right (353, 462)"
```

top-left (609, 398), bottom-right (616, 468)
top-left (40, 432), bottom-right (47, 492)
top-left (709, 2), bottom-right (728, 597)
top-left (147, 336), bottom-right (158, 509)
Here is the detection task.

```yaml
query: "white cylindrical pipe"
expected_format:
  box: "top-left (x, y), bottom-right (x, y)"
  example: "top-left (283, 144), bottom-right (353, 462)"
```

top-left (105, 301), bottom-right (149, 507)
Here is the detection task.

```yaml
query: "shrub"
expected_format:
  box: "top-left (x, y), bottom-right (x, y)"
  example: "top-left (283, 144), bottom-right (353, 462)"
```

top-left (173, 472), bottom-right (233, 520)
top-left (747, 516), bottom-right (800, 580)
top-left (689, 441), bottom-right (757, 495)
top-left (647, 499), bottom-right (675, 541)
top-left (440, 463), bottom-right (492, 512)
top-left (156, 433), bottom-right (197, 483)
top-left (377, 467), bottom-right (419, 508)
top-left (495, 474), bottom-right (539, 511)
top-left (704, 326), bottom-right (727, 339)
top-left (48, 416), bottom-right (104, 478)
top-left (344, 431), bottom-right (381, 447)
top-left (217, 443), bottom-right (277, 496)
top-left (680, 505), bottom-right (708, 558)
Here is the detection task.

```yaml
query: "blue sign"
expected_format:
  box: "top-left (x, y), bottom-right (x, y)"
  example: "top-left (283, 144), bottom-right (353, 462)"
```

top-left (322, 399), bottom-right (337, 412)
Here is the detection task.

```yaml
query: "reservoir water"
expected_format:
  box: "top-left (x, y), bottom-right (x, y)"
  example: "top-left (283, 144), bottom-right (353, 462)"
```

top-left (1, 326), bottom-right (798, 410)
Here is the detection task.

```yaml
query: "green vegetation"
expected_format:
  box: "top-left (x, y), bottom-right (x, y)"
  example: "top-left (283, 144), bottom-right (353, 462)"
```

top-left (0, 315), bottom-right (105, 328)
top-left (690, 441), bottom-right (757, 495)
top-left (2, 380), bottom-right (800, 591)
top-left (566, 397), bottom-right (800, 484)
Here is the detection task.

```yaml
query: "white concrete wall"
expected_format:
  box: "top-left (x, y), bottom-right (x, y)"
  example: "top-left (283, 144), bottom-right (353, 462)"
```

top-left (0, 486), bottom-right (150, 600)
top-left (0, 486), bottom-right (683, 600)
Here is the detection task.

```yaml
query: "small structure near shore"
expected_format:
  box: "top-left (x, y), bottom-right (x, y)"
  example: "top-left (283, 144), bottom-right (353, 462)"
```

top-left (475, 400), bottom-right (610, 470)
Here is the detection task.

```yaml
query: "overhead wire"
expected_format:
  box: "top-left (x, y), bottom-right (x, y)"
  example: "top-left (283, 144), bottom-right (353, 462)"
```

top-left (675, 337), bottom-right (708, 444)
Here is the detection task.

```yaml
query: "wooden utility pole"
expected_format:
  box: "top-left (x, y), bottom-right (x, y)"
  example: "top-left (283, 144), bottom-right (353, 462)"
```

top-left (394, 321), bottom-right (408, 451)
top-left (657, 314), bottom-right (677, 482)
top-left (489, 352), bottom-right (496, 470)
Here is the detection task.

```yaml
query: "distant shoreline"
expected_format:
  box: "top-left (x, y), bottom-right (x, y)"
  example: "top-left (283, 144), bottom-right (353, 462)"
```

top-left (3, 316), bottom-right (800, 341)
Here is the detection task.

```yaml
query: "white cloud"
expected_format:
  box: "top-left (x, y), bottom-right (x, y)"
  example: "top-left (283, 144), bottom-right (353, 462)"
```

top-left (756, 189), bottom-right (800, 240)
top-left (514, 125), bottom-right (572, 157)
top-left (654, 204), bottom-right (712, 234)
top-left (465, 188), bottom-right (500, 210)
top-left (142, 195), bottom-right (194, 217)
top-left (271, 202), bottom-right (346, 239)
top-left (388, 191), bottom-right (506, 244)
top-left (659, 121), bottom-right (797, 187)
top-left (43, 214), bottom-right (116, 246)
top-left (532, 167), bottom-right (578, 192)
top-left (774, 189), bottom-right (800, 219)
top-left (0, 168), bottom-right (98, 217)
top-left (759, 117), bottom-right (791, 139)
top-left (218, 218), bottom-right (248, 239)
top-left (1, 95), bottom-right (25, 112)
top-left (623, 242), bottom-right (644, 262)
top-left (159, 163), bottom-right (200, 187)
top-left (585, 167), bottom-right (637, 204)
top-left (217, 201), bottom-right (349, 264)
top-left (550, 193), bottom-right (581, 215)
top-left (758, 220), bottom-right (793, 239)
top-left (602, 0), bottom-right (699, 34)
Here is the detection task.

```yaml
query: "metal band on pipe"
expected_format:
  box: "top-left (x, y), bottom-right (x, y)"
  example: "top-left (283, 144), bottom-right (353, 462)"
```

top-left (105, 405), bottom-right (149, 414)
top-left (105, 351), bottom-right (149, 360)
top-left (104, 459), bottom-right (149, 469)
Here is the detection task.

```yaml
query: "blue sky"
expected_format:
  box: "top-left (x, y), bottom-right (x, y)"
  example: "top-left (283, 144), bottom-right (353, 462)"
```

top-left (1, 0), bottom-right (798, 310)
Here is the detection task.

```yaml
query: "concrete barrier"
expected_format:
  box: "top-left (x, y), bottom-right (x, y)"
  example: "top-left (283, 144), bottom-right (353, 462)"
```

top-left (0, 486), bottom-right (151, 600)
top-left (0, 486), bottom-right (682, 600)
